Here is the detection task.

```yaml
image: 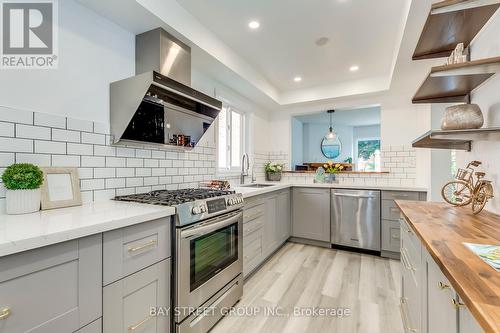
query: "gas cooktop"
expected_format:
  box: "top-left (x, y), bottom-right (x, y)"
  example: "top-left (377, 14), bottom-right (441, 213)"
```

top-left (115, 188), bottom-right (235, 206)
top-left (115, 188), bottom-right (244, 226)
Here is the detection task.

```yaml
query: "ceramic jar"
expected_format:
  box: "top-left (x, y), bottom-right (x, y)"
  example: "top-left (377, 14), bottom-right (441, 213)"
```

top-left (441, 104), bottom-right (484, 130)
top-left (5, 189), bottom-right (41, 214)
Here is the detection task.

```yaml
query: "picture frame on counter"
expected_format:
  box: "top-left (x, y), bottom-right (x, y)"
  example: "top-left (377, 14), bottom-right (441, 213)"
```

top-left (40, 167), bottom-right (82, 210)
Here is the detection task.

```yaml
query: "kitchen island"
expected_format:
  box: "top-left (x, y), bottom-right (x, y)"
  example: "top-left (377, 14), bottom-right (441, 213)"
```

top-left (397, 200), bottom-right (500, 333)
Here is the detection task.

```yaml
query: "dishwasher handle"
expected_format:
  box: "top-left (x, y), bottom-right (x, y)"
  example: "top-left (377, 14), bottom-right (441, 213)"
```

top-left (332, 193), bottom-right (377, 199)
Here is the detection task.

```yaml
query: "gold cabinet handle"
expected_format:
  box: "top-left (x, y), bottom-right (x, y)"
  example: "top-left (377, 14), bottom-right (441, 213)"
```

top-left (399, 298), bottom-right (417, 332)
top-left (0, 308), bottom-right (11, 320)
top-left (128, 239), bottom-right (157, 253)
top-left (438, 281), bottom-right (450, 290)
top-left (451, 299), bottom-right (466, 309)
top-left (128, 315), bottom-right (153, 331)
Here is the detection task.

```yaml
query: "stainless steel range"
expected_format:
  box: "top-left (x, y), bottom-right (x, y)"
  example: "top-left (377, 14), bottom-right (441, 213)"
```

top-left (115, 189), bottom-right (244, 333)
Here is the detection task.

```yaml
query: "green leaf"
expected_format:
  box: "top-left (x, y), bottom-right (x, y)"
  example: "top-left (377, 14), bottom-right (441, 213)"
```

top-left (1, 163), bottom-right (44, 190)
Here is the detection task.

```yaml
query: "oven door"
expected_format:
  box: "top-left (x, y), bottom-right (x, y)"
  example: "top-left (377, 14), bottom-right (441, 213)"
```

top-left (176, 210), bottom-right (243, 322)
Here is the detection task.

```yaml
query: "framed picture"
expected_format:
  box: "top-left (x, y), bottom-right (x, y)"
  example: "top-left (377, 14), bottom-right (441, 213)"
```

top-left (41, 167), bottom-right (82, 210)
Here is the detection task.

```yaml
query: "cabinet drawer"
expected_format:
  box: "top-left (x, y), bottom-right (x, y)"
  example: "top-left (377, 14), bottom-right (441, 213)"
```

top-left (382, 199), bottom-right (403, 221)
top-left (401, 217), bottom-right (421, 255)
top-left (382, 191), bottom-right (420, 201)
top-left (381, 219), bottom-right (400, 253)
top-left (0, 235), bottom-right (102, 333)
top-left (243, 215), bottom-right (264, 237)
top-left (103, 218), bottom-right (171, 286)
top-left (244, 233), bottom-right (262, 263)
top-left (244, 203), bottom-right (265, 223)
top-left (103, 259), bottom-right (170, 333)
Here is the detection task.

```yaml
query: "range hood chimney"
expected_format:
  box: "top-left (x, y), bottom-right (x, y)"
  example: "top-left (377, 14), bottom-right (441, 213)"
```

top-left (135, 28), bottom-right (191, 86)
top-left (110, 28), bottom-right (222, 149)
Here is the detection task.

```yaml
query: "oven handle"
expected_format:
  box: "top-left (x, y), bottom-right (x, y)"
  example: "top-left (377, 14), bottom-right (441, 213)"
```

top-left (180, 211), bottom-right (242, 239)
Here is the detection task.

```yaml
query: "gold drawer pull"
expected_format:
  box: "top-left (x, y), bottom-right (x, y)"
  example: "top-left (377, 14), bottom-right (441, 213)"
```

top-left (128, 315), bottom-right (153, 331)
top-left (128, 240), bottom-right (157, 253)
top-left (0, 308), bottom-right (11, 320)
top-left (438, 281), bottom-right (450, 290)
top-left (451, 299), bottom-right (466, 309)
top-left (399, 298), bottom-right (417, 332)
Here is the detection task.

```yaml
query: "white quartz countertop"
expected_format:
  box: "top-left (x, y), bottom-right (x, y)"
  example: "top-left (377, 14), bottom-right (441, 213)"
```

top-left (0, 201), bottom-right (175, 257)
top-left (233, 183), bottom-right (428, 198)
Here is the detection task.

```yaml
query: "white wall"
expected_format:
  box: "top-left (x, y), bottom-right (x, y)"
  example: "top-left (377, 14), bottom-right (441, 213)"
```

top-left (291, 118), bottom-right (303, 168)
top-left (455, 12), bottom-right (500, 214)
top-left (0, 0), bottom-right (135, 124)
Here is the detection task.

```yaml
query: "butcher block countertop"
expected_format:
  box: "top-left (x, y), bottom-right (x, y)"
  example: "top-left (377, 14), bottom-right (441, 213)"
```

top-left (396, 201), bottom-right (500, 333)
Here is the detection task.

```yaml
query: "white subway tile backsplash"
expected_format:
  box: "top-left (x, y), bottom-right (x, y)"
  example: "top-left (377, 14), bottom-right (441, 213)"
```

top-left (0, 122), bottom-right (15, 137)
top-left (16, 124), bottom-right (51, 140)
top-left (152, 168), bottom-right (166, 176)
top-left (67, 118), bottom-right (93, 132)
top-left (159, 176), bottom-right (173, 185)
top-left (80, 191), bottom-right (94, 204)
top-left (93, 189), bottom-right (115, 201)
top-left (82, 132), bottom-right (105, 145)
top-left (0, 153), bottom-right (15, 167)
top-left (0, 107), bottom-right (33, 124)
top-left (136, 168), bottom-right (152, 177)
top-left (144, 177), bottom-right (159, 186)
top-left (35, 140), bottom-right (65, 154)
top-left (136, 186), bottom-right (151, 194)
top-left (0, 137), bottom-right (33, 153)
top-left (15, 153), bottom-right (51, 166)
top-left (105, 178), bottom-right (125, 189)
top-left (116, 147), bottom-right (135, 157)
top-left (94, 145), bottom-right (115, 156)
top-left (160, 159), bottom-right (173, 168)
top-left (152, 150), bottom-right (165, 159)
top-left (67, 143), bottom-right (93, 155)
top-left (94, 168), bottom-right (116, 178)
top-left (105, 157), bottom-right (126, 167)
top-left (126, 158), bottom-right (143, 168)
top-left (144, 159), bottom-right (159, 168)
top-left (80, 179), bottom-right (104, 191)
top-left (126, 177), bottom-right (143, 187)
top-left (78, 168), bottom-right (94, 179)
top-left (52, 129), bottom-right (80, 143)
top-left (136, 149), bottom-right (152, 158)
top-left (81, 156), bottom-right (105, 167)
top-left (116, 168), bottom-right (134, 178)
top-left (34, 112), bottom-right (65, 128)
top-left (52, 155), bottom-right (80, 167)
top-left (116, 188), bottom-right (135, 196)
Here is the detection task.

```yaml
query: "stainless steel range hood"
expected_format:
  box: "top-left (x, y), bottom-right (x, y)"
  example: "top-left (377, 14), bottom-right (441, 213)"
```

top-left (110, 28), bottom-right (222, 148)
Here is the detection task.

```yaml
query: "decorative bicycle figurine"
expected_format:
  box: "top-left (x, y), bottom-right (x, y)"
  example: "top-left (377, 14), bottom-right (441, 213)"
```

top-left (441, 160), bottom-right (494, 214)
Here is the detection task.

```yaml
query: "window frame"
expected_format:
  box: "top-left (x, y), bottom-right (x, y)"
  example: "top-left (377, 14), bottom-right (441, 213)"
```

top-left (216, 105), bottom-right (246, 174)
top-left (355, 137), bottom-right (381, 172)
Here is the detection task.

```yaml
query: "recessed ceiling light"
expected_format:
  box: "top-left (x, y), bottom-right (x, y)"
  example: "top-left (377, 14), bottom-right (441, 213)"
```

top-left (248, 21), bottom-right (260, 29)
top-left (350, 65), bottom-right (359, 72)
top-left (294, 76), bottom-right (302, 82)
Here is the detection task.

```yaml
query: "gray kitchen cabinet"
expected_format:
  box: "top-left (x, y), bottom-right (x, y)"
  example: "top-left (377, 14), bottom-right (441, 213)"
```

top-left (292, 187), bottom-right (330, 242)
top-left (103, 259), bottom-right (170, 333)
top-left (0, 234), bottom-right (102, 333)
top-left (277, 189), bottom-right (291, 243)
top-left (102, 217), bottom-right (171, 286)
top-left (243, 189), bottom-right (291, 277)
top-left (426, 252), bottom-right (458, 333)
top-left (381, 190), bottom-right (426, 258)
top-left (459, 303), bottom-right (483, 333)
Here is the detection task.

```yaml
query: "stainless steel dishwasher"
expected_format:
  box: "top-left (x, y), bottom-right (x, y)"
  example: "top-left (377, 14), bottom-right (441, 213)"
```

top-left (331, 189), bottom-right (381, 251)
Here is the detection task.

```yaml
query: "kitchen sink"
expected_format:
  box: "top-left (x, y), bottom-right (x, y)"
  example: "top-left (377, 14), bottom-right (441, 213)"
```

top-left (239, 184), bottom-right (275, 188)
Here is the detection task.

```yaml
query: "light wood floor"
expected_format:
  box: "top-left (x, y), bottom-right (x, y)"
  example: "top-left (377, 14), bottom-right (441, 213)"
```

top-left (212, 242), bottom-right (404, 333)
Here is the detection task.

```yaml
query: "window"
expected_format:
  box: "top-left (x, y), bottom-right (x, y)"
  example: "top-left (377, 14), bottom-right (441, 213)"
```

top-left (218, 106), bottom-right (245, 171)
top-left (356, 139), bottom-right (381, 171)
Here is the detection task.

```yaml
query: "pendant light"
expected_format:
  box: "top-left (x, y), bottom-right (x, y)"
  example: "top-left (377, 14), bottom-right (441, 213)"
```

top-left (325, 109), bottom-right (336, 140)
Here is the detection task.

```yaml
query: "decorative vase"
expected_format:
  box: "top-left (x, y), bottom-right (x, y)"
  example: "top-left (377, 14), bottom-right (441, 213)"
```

top-left (325, 173), bottom-right (336, 183)
top-left (6, 189), bottom-right (41, 215)
top-left (266, 172), bottom-right (282, 182)
top-left (441, 104), bottom-right (484, 130)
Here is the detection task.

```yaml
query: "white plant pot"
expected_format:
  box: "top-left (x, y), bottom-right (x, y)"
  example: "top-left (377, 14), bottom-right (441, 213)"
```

top-left (6, 189), bottom-right (41, 215)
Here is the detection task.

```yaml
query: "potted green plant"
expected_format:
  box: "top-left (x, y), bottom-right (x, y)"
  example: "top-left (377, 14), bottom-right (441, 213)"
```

top-left (2, 163), bottom-right (44, 214)
top-left (322, 161), bottom-right (344, 183)
top-left (265, 162), bottom-right (285, 181)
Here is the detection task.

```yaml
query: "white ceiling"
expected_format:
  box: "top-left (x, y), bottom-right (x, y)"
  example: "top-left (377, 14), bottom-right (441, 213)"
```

top-left (294, 106), bottom-right (380, 127)
top-left (176, 0), bottom-right (410, 93)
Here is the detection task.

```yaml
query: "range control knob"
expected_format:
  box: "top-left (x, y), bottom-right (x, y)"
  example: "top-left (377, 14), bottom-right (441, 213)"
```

top-left (191, 207), bottom-right (201, 215)
top-left (200, 205), bottom-right (207, 213)
top-left (227, 198), bottom-right (234, 206)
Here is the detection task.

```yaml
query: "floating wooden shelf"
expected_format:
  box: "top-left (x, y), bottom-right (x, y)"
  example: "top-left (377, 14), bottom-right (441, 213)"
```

top-left (412, 127), bottom-right (500, 151)
top-left (413, 0), bottom-right (500, 60)
top-left (412, 56), bottom-right (500, 104)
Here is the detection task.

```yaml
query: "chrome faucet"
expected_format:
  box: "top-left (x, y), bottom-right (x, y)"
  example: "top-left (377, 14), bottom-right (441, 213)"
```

top-left (241, 153), bottom-right (249, 184)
